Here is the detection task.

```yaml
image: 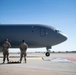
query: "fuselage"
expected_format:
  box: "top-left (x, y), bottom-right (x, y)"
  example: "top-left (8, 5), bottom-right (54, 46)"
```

top-left (0, 24), bottom-right (67, 48)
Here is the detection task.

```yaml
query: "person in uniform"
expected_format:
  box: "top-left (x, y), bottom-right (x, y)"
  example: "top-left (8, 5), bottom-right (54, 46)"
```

top-left (20, 40), bottom-right (28, 63)
top-left (2, 38), bottom-right (11, 63)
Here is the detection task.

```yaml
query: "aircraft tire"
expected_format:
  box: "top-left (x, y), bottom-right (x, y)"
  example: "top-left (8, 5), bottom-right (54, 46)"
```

top-left (45, 52), bottom-right (50, 57)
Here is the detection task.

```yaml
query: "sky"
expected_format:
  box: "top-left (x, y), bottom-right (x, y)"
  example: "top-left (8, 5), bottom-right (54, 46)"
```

top-left (0, 0), bottom-right (76, 52)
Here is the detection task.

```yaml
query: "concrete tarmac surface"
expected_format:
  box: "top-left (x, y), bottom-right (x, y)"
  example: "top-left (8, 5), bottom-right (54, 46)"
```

top-left (0, 53), bottom-right (76, 75)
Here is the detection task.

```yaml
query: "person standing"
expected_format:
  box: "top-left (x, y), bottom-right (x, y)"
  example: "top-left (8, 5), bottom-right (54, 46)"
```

top-left (2, 38), bottom-right (11, 63)
top-left (20, 40), bottom-right (28, 63)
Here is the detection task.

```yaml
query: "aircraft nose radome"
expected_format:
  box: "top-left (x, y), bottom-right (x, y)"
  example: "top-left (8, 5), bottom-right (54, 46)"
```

top-left (63, 35), bottom-right (68, 41)
top-left (57, 33), bottom-right (68, 44)
top-left (61, 34), bottom-right (68, 42)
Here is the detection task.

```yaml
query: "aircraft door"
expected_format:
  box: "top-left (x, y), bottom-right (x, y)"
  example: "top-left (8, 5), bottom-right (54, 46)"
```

top-left (40, 28), bottom-right (46, 37)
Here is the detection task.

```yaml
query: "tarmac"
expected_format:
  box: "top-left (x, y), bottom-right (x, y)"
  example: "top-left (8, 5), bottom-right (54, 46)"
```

top-left (0, 52), bottom-right (76, 75)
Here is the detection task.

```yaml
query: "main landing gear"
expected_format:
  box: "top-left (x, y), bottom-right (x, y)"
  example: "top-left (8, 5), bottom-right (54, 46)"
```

top-left (45, 46), bottom-right (51, 57)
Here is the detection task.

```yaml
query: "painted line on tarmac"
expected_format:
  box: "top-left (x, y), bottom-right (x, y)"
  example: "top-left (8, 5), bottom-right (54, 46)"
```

top-left (0, 57), bottom-right (42, 61)
top-left (27, 57), bottom-right (42, 60)
top-left (63, 57), bottom-right (76, 62)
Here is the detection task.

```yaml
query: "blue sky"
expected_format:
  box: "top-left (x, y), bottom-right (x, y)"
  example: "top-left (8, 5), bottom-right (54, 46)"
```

top-left (0, 0), bottom-right (76, 52)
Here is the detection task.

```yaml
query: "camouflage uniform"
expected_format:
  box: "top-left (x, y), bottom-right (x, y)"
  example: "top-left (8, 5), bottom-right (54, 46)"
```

top-left (2, 39), bottom-right (11, 63)
top-left (20, 40), bottom-right (28, 63)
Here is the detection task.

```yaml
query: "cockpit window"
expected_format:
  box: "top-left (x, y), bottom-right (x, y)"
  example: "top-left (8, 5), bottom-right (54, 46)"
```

top-left (55, 30), bottom-right (60, 33)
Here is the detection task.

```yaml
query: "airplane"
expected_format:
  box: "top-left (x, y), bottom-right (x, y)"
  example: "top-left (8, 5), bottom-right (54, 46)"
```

top-left (0, 24), bottom-right (67, 56)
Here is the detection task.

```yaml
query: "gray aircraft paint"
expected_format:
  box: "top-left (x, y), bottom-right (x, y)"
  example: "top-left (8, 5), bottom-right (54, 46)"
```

top-left (0, 24), bottom-right (67, 48)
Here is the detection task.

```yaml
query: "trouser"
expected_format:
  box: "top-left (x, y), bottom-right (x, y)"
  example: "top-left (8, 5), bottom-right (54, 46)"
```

top-left (3, 52), bottom-right (9, 62)
top-left (20, 52), bottom-right (27, 62)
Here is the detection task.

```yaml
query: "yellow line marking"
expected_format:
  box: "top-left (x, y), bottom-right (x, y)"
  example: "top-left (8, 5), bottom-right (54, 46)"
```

top-left (27, 57), bottom-right (42, 60)
top-left (0, 57), bottom-right (42, 61)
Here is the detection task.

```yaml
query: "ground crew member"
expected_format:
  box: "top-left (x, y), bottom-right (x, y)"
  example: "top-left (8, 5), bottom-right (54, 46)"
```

top-left (2, 38), bottom-right (11, 63)
top-left (20, 40), bottom-right (28, 63)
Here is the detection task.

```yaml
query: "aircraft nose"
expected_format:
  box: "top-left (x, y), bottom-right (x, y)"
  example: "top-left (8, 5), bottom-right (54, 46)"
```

top-left (55, 32), bottom-right (68, 45)
top-left (62, 35), bottom-right (67, 41)
top-left (59, 33), bottom-right (68, 42)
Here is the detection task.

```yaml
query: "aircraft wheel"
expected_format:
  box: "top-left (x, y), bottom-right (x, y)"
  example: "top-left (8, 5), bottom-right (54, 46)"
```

top-left (45, 52), bottom-right (50, 57)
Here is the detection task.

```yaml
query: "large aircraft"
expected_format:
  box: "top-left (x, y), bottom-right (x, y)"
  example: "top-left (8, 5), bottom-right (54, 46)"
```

top-left (0, 24), bottom-right (67, 56)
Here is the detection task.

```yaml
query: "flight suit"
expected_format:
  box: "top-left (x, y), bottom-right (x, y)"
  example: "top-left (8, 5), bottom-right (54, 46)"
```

top-left (20, 42), bottom-right (28, 63)
top-left (2, 41), bottom-right (11, 63)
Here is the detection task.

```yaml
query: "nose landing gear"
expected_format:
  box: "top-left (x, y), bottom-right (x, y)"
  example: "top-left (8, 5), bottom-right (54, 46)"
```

top-left (45, 46), bottom-right (51, 57)
top-left (45, 52), bottom-right (50, 57)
